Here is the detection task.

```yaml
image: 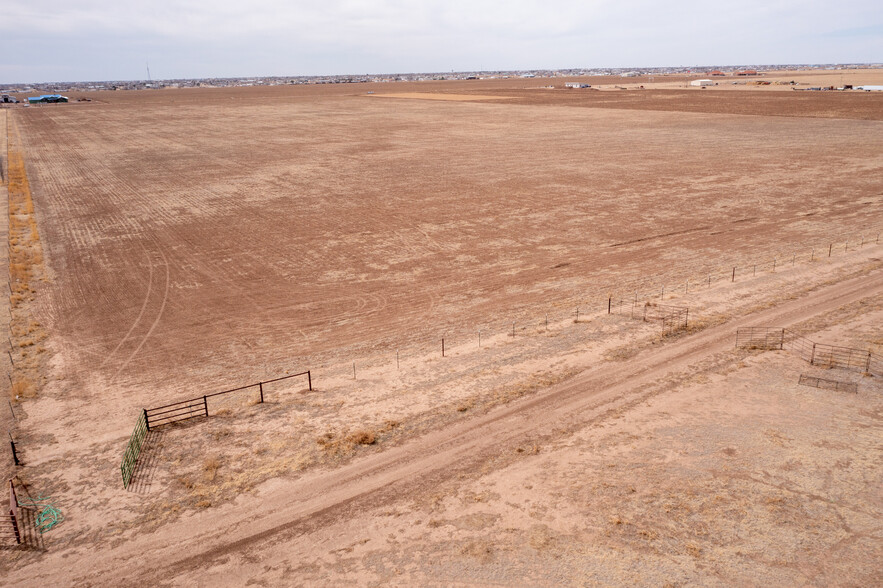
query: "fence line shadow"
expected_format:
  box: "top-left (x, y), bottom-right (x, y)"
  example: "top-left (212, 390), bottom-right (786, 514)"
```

top-left (16, 506), bottom-right (45, 551)
top-left (9, 478), bottom-right (46, 551)
top-left (128, 429), bottom-right (165, 494)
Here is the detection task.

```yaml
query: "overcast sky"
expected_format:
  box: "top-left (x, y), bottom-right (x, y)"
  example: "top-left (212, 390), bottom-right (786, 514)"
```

top-left (1, 0), bottom-right (881, 83)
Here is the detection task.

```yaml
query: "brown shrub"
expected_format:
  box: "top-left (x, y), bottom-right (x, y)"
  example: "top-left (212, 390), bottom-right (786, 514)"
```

top-left (10, 378), bottom-right (35, 400)
top-left (203, 457), bottom-right (221, 482)
top-left (347, 430), bottom-right (376, 446)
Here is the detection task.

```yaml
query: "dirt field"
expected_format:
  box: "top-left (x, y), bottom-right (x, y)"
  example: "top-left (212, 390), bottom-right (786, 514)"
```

top-left (1, 75), bottom-right (881, 584)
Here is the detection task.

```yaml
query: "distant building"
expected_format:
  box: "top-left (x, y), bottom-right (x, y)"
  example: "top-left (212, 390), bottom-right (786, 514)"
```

top-left (564, 82), bottom-right (590, 89)
top-left (735, 70), bottom-right (758, 76)
top-left (856, 85), bottom-right (883, 91)
top-left (710, 71), bottom-right (726, 76)
top-left (27, 94), bottom-right (68, 104)
top-left (690, 79), bottom-right (714, 87)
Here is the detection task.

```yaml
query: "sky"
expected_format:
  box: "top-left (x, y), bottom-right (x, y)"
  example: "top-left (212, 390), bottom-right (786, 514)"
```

top-left (1, 0), bottom-right (881, 83)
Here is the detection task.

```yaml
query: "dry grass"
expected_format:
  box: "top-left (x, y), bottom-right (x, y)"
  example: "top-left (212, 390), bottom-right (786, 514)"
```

top-left (348, 430), bottom-right (376, 446)
top-left (317, 427), bottom-right (379, 455)
top-left (6, 135), bottom-right (50, 402)
top-left (10, 377), bottom-right (36, 399)
top-left (203, 456), bottom-right (221, 482)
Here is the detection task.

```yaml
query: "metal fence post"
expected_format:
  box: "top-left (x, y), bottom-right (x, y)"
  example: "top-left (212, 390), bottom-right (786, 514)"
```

top-left (307, 370), bottom-right (312, 390)
top-left (259, 382), bottom-right (264, 403)
top-left (9, 433), bottom-right (19, 466)
top-left (810, 343), bottom-right (816, 365)
top-left (143, 408), bottom-right (150, 432)
top-left (203, 395), bottom-right (208, 416)
top-left (780, 329), bottom-right (785, 350)
top-left (867, 352), bottom-right (872, 374)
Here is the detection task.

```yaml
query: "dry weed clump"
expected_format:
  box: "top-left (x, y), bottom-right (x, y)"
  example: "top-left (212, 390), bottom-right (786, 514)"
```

top-left (348, 429), bottom-right (376, 446)
top-left (203, 456), bottom-right (221, 482)
top-left (10, 377), bottom-right (36, 399)
top-left (317, 427), bottom-right (379, 454)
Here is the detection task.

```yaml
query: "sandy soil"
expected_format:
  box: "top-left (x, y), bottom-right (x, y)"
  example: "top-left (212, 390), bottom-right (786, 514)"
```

top-left (369, 93), bottom-right (510, 101)
top-left (1, 78), bottom-right (881, 584)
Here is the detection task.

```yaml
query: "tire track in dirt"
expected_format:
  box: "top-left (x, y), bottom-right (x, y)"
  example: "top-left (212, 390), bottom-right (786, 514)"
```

top-left (111, 246), bottom-right (170, 382)
top-left (35, 267), bottom-right (880, 585)
top-left (100, 246), bottom-right (154, 369)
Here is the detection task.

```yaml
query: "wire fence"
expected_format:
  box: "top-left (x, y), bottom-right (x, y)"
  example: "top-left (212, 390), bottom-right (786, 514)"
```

top-left (1, 478), bottom-right (21, 545)
top-left (120, 410), bottom-right (148, 490)
top-left (121, 371), bottom-right (311, 488)
top-left (334, 231), bottom-right (881, 382)
top-left (736, 327), bottom-right (878, 376)
top-left (798, 374), bottom-right (858, 394)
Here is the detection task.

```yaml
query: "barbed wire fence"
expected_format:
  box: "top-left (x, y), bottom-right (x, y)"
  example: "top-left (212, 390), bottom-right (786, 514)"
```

top-left (313, 228), bottom-right (882, 382)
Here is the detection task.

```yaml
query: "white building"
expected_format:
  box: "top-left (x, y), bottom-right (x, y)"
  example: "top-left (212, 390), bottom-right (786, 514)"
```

top-left (690, 79), bottom-right (714, 87)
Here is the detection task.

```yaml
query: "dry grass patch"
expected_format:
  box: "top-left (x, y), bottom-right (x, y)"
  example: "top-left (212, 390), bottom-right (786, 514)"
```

top-left (317, 427), bottom-right (380, 454)
top-left (6, 136), bottom-right (51, 401)
top-left (203, 457), bottom-right (221, 482)
top-left (10, 377), bottom-right (36, 400)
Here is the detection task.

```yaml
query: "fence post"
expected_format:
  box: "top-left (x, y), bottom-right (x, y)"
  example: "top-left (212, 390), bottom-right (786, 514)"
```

top-left (731, 267), bottom-right (735, 282)
top-left (307, 370), bottom-right (312, 390)
top-left (203, 395), bottom-right (208, 417)
top-left (9, 480), bottom-right (20, 545)
top-left (575, 307), bottom-right (579, 323)
top-left (780, 329), bottom-right (785, 350)
top-left (9, 433), bottom-right (19, 466)
top-left (608, 297), bottom-right (611, 314)
top-left (661, 285), bottom-right (664, 300)
top-left (511, 322), bottom-right (515, 337)
top-left (259, 381), bottom-right (264, 403)
top-left (143, 408), bottom-right (150, 432)
top-left (810, 249), bottom-right (814, 262)
top-left (773, 258), bottom-right (776, 272)
top-left (478, 330), bottom-right (481, 348)
top-left (810, 343), bottom-right (816, 365)
top-left (867, 352), bottom-right (872, 374)
top-left (684, 309), bottom-right (689, 327)
top-left (828, 243), bottom-right (832, 257)
top-left (442, 338), bottom-right (445, 357)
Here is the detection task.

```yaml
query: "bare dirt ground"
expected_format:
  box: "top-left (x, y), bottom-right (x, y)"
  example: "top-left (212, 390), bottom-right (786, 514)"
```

top-left (1, 76), bottom-right (881, 584)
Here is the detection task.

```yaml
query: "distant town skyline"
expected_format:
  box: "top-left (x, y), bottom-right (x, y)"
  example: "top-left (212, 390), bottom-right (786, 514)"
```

top-left (2, 0), bottom-right (881, 84)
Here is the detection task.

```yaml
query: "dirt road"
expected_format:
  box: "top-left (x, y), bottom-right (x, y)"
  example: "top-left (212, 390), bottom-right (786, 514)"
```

top-left (9, 261), bottom-right (881, 585)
